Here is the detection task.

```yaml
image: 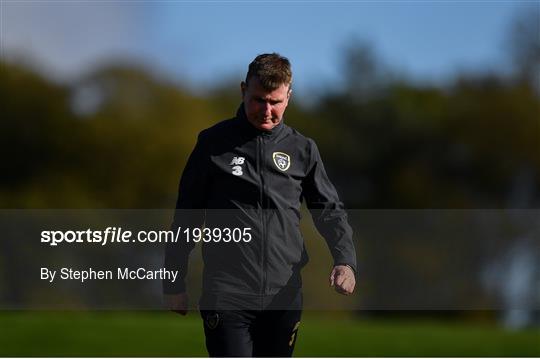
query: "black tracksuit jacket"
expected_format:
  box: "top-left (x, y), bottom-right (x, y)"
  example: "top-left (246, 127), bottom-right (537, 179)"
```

top-left (163, 104), bottom-right (356, 302)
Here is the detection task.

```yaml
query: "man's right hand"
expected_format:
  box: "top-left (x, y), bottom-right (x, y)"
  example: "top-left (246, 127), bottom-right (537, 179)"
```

top-left (165, 293), bottom-right (188, 315)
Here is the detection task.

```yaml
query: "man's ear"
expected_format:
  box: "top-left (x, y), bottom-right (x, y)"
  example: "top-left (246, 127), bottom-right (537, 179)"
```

top-left (241, 81), bottom-right (247, 98)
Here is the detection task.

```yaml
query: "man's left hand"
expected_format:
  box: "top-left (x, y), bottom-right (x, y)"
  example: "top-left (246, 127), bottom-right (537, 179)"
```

top-left (329, 265), bottom-right (356, 295)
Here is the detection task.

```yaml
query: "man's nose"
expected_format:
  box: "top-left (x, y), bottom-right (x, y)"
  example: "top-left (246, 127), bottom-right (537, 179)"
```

top-left (264, 102), bottom-right (272, 116)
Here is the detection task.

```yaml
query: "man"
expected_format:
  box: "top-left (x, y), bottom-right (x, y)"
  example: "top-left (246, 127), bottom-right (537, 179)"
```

top-left (164, 53), bottom-right (356, 357)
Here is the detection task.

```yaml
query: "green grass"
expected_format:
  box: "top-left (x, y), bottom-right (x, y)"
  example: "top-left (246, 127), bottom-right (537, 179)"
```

top-left (0, 311), bottom-right (538, 357)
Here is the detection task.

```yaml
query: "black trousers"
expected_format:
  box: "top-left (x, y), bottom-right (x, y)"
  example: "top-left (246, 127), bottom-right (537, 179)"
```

top-left (200, 308), bottom-right (302, 357)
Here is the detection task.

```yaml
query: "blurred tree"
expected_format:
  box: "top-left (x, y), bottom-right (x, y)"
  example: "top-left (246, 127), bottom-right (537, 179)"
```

top-left (0, 62), bottom-right (88, 206)
top-left (506, 5), bottom-right (540, 94)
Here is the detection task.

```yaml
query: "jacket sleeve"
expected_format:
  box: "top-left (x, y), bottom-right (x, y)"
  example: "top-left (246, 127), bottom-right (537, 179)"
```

top-left (163, 130), bottom-right (210, 294)
top-left (302, 139), bottom-right (357, 273)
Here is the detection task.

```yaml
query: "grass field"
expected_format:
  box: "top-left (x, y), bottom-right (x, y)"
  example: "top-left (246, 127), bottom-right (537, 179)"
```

top-left (0, 311), bottom-right (538, 357)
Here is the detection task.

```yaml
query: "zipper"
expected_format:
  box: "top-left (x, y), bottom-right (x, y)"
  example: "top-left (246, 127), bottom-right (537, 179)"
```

top-left (258, 136), bottom-right (267, 300)
top-left (261, 136), bottom-right (268, 298)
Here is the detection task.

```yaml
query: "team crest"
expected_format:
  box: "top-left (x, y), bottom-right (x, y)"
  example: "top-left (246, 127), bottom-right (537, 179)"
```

top-left (205, 312), bottom-right (220, 329)
top-left (273, 152), bottom-right (291, 171)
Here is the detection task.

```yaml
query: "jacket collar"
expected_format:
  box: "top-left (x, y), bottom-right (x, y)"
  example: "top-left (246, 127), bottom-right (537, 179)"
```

top-left (235, 103), bottom-right (285, 140)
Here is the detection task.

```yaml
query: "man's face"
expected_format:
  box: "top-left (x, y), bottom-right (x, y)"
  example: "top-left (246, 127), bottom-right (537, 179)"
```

top-left (241, 77), bottom-right (291, 131)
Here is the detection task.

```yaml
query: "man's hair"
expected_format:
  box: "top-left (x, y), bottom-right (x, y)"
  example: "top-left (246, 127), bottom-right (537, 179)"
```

top-left (245, 53), bottom-right (292, 91)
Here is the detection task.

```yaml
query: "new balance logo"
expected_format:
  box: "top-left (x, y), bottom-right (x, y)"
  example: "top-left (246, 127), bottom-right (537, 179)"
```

top-left (230, 156), bottom-right (245, 176)
top-left (230, 157), bottom-right (245, 166)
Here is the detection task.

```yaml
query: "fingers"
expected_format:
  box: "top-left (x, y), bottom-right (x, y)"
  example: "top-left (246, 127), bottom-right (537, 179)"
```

top-left (173, 309), bottom-right (187, 316)
top-left (332, 268), bottom-right (356, 295)
top-left (165, 294), bottom-right (189, 315)
top-left (335, 272), bottom-right (347, 287)
top-left (331, 265), bottom-right (358, 294)
top-left (340, 277), bottom-right (355, 295)
top-left (335, 281), bottom-right (354, 295)
top-left (329, 268), bottom-right (337, 287)
top-left (171, 299), bottom-right (188, 315)
top-left (335, 278), bottom-right (349, 294)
